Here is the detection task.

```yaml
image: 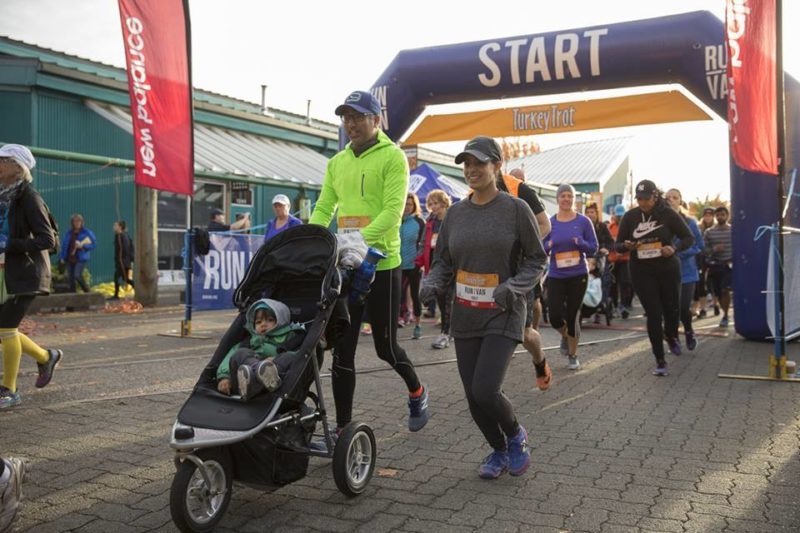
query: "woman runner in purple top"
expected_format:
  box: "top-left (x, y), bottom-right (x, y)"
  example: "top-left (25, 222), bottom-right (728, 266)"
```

top-left (544, 184), bottom-right (598, 371)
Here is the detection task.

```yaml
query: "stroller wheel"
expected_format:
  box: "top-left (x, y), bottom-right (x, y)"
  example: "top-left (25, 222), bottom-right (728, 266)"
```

top-left (333, 421), bottom-right (376, 497)
top-left (170, 448), bottom-right (233, 533)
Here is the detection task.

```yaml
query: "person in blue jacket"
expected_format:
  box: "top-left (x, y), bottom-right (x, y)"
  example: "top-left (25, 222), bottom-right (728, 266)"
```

top-left (263, 194), bottom-right (302, 243)
top-left (666, 188), bottom-right (704, 352)
top-left (59, 213), bottom-right (96, 293)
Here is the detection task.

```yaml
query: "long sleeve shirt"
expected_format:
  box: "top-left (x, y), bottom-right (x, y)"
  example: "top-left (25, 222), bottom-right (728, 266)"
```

top-left (423, 192), bottom-right (547, 342)
top-left (543, 213), bottom-right (598, 279)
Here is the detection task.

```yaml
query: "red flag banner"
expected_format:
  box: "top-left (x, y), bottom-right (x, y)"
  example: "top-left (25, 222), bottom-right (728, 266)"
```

top-left (117, 0), bottom-right (194, 195)
top-left (725, 0), bottom-right (778, 175)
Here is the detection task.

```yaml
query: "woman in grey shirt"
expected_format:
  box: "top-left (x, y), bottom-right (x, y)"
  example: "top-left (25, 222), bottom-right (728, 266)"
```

top-left (421, 136), bottom-right (547, 480)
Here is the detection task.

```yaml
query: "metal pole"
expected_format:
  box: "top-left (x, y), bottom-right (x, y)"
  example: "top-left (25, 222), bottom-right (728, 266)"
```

top-left (182, 202), bottom-right (193, 337)
top-left (774, 0), bottom-right (787, 377)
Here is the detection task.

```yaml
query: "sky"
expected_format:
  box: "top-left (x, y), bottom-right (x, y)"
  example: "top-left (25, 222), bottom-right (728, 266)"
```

top-left (1, 0), bottom-right (797, 203)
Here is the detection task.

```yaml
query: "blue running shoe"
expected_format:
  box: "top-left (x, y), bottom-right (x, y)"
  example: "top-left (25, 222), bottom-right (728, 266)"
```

top-left (0, 387), bottom-right (21, 410)
top-left (479, 450), bottom-right (509, 479)
top-left (507, 425), bottom-right (531, 476)
top-left (408, 385), bottom-right (429, 432)
top-left (667, 337), bottom-right (682, 356)
top-left (685, 331), bottom-right (697, 351)
top-left (652, 361), bottom-right (668, 377)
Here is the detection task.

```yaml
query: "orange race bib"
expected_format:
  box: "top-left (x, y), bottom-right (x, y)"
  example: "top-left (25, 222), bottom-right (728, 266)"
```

top-left (456, 270), bottom-right (499, 309)
top-left (337, 216), bottom-right (370, 235)
top-left (555, 251), bottom-right (581, 269)
top-left (637, 242), bottom-right (663, 259)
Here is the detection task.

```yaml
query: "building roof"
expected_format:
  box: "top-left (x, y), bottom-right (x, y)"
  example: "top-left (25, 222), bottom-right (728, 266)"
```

top-left (508, 137), bottom-right (631, 187)
top-left (89, 101), bottom-right (329, 187)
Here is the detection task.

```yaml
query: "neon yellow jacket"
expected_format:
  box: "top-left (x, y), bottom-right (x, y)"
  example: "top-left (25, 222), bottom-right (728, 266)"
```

top-left (310, 130), bottom-right (408, 270)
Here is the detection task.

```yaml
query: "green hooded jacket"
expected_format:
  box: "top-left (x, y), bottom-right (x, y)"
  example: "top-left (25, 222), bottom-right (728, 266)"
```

top-left (216, 299), bottom-right (305, 381)
top-left (309, 130), bottom-right (408, 270)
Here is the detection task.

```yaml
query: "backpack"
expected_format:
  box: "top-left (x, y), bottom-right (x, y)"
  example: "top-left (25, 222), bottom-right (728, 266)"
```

top-left (42, 201), bottom-right (60, 256)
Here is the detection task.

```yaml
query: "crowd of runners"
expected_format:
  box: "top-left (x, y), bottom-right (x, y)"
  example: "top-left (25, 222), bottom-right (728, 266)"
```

top-left (0, 90), bottom-right (737, 528)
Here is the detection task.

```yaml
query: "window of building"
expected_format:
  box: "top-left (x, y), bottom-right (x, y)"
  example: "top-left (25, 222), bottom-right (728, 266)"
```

top-left (231, 182), bottom-right (253, 206)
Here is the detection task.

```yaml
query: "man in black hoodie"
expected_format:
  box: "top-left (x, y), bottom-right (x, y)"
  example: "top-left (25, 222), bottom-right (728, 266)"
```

top-left (112, 220), bottom-right (135, 300)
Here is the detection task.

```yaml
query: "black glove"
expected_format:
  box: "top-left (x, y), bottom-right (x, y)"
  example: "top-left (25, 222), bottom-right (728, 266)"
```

top-left (493, 283), bottom-right (517, 310)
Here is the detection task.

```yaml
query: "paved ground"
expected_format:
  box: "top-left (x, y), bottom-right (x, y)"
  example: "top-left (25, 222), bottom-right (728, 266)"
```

top-left (3, 303), bottom-right (799, 532)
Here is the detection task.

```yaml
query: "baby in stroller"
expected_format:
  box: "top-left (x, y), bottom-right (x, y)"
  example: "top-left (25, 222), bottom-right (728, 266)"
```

top-left (216, 298), bottom-right (305, 401)
top-left (581, 256), bottom-right (606, 324)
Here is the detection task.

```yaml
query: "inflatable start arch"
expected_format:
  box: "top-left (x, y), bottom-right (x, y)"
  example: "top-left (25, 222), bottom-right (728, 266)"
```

top-left (369, 10), bottom-right (799, 340)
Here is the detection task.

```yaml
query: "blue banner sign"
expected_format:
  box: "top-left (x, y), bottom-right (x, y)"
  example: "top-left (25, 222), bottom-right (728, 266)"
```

top-left (192, 233), bottom-right (263, 311)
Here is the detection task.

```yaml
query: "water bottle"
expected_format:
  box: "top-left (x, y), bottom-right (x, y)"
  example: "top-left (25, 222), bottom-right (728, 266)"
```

top-left (349, 247), bottom-right (387, 304)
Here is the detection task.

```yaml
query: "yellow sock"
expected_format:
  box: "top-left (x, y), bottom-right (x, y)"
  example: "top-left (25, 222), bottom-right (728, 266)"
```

top-left (1, 329), bottom-right (22, 393)
top-left (18, 332), bottom-right (49, 364)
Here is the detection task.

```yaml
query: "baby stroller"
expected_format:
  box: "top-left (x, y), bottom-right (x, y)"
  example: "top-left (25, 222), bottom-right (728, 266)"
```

top-left (581, 252), bottom-right (615, 326)
top-left (168, 225), bottom-right (376, 533)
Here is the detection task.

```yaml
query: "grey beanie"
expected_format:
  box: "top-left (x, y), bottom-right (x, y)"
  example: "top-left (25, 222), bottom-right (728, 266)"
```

top-left (556, 183), bottom-right (576, 196)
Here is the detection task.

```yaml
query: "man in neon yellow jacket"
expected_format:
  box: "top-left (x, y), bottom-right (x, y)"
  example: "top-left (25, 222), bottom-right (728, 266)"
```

top-left (310, 90), bottom-right (429, 435)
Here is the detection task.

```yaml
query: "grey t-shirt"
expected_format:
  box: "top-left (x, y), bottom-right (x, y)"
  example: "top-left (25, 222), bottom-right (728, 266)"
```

top-left (424, 192), bottom-right (547, 341)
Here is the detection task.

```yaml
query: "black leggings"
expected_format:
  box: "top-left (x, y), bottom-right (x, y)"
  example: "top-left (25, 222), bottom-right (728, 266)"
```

top-left (401, 267), bottom-right (422, 318)
top-left (630, 259), bottom-right (681, 362)
top-left (332, 268), bottom-right (421, 428)
top-left (680, 282), bottom-right (696, 334)
top-left (547, 275), bottom-right (587, 338)
top-left (437, 285), bottom-right (453, 335)
top-left (0, 295), bottom-right (35, 328)
top-left (454, 335), bottom-right (520, 451)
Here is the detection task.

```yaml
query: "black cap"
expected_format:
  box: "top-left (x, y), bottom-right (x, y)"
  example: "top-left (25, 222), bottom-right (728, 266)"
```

top-left (635, 179), bottom-right (658, 199)
top-left (210, 208), bottom-right (224, 218)
top-left (454, 136), bottom-right (502, 164)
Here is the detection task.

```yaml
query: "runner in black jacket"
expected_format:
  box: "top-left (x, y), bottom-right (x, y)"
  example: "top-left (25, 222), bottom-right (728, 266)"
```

top-left (615, 180), bottom-right (693, 376)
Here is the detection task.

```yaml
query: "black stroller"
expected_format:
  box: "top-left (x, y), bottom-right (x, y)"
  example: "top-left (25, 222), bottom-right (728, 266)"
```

top-left (168, 225), bottom-right (376, 533)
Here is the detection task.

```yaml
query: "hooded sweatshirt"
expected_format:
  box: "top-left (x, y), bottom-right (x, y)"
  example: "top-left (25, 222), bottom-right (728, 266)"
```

top-left (216, 298), bottom-right (305, 381)
top-left (309, 130), bottom-right (409, 271)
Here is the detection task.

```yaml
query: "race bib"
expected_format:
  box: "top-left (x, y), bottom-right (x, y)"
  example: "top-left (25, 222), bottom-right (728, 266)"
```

top-left (456, 270), bottom-right (499, 309)
top-left (430, 233), bottom-right (439, 248)
top-left (337, 216), bottom-right (370, 235)
top-left (555, 251), bottom-right (581, 269)
top-left (638, 242), bottom-right (663, 259)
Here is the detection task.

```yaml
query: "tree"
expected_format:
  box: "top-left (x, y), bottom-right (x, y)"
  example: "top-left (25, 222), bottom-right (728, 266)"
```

top-left (501, 137), bottom-right (540, 160)
top-left (688, 194), bottom-right (728, 219)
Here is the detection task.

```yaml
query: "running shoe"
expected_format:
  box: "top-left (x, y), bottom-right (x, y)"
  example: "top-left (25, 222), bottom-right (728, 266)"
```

top-left (719, 317), bottom-right (729, 328)
top-left (621, 307), bottom-right (630, 320)
top-left (0, 387), bottom-right (21, 410)
top-left (412, 325), bottom-right (422, 339)
top-left (593, 313), bottom-right (601, 324)
top-left (507, 425), bottom-right (531, 476)
top-left (0, 457), bottom-right (28, 532)
top-left (360, 323), bottom-right (372, 335)
top-left (652, 362), bottom-right (668, 377)
top-left (309, 426), bottom-right (341, 453)
top-left (397, 319), bottom-right (405, 329)
top-left (698, 309), bottom-right (707, 319)
top-left (408, 385), bottom-right (429, 432)
top-left (431, 333), bottom-right (449, 349)
top-left (478, 450), bottom-right (509, 479)
top-left (237, 364), bottom-right (256, 401)
top-left (534, 359), bottom-right (552, 391)
top-left (685, 331), bottom-right (698, 351)
top-left (560, 336), bottom-right (568, 356)
top-left (35, 349), bottom-right (62, 388)
top-left (567, 356), bottom-right (580, 370)
top-left (666, 337), bottom-right (682, 356)
top-left (256, 359), bottom-right (281, 392)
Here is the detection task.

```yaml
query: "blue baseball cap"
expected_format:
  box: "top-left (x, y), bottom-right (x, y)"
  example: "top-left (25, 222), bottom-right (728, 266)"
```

top-left (614, 204), bottom-right (625, 217)
top-left (335, 90), bottom-right (381, 116)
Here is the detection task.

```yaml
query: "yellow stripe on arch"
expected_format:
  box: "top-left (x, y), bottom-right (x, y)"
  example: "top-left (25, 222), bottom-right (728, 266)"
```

top-left (404, 91), bottom-right (712, 145)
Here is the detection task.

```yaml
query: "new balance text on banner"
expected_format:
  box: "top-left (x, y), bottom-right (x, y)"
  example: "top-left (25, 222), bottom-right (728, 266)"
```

top-left (117, 0), bottom-right (194, 195)
top-left (725, 0), bottom-right (779, 175)
top-left (192, 234), bottom-right (263, 310)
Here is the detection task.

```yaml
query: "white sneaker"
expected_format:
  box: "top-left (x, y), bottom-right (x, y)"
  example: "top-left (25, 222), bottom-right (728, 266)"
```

top-left (256, 359), bottom-right (281, 392)
top-left (431, 333), bottom-right (449, 349)
top-left (567, 356), bottom-right (581, 370)
top-left (0, 457), bottom-right (28, 532)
